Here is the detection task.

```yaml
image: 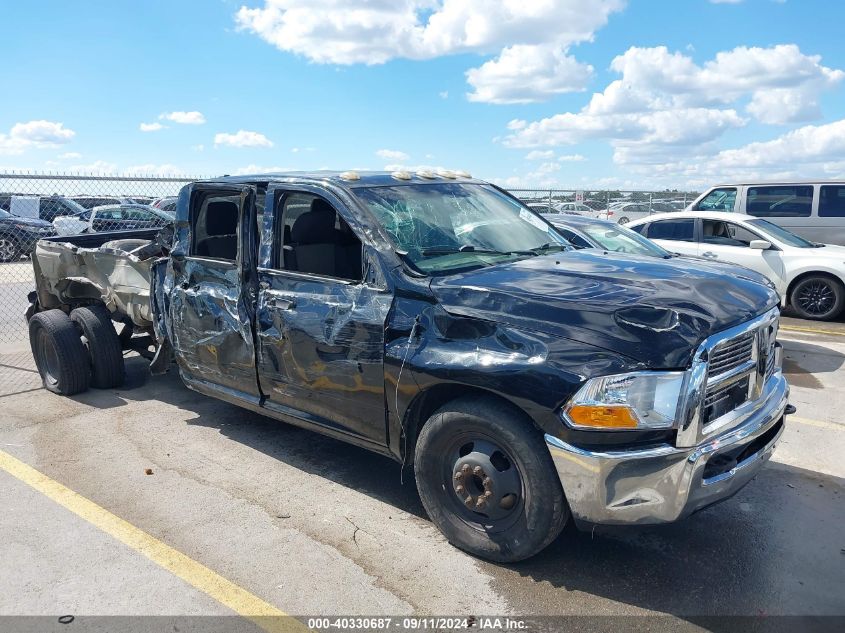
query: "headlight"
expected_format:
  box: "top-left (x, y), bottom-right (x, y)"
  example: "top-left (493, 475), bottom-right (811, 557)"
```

top-left (562, 371), bottom-right (686, 430)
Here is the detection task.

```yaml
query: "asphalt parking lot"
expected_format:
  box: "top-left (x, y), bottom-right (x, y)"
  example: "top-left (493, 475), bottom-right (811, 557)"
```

top-left (1, 312), bottom-right (844, 629)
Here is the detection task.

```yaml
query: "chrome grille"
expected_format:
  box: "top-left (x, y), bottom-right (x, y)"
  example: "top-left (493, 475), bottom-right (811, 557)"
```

top-left (702, 315), bottom-right (779, 429)
top-left (707, 332), bottom-right (754, 379)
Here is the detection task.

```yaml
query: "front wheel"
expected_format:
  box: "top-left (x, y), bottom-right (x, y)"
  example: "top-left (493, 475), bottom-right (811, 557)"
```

top-left (414, 396), bottom-right (569, 562)
top-left (0, 236), bottom-right (21, 262)
top-left (617, 216), bottom-right (630, 225)
top-left (790, 275), bottom-right (845, 321)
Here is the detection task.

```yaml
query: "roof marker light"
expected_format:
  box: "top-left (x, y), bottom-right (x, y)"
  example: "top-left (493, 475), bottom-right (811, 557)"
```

top-left (416, 170), bottom-right (437, 179)
top-left (391, 171), bottom-right (412, 180)
top-left (339, 171), bottom-right (361, 181)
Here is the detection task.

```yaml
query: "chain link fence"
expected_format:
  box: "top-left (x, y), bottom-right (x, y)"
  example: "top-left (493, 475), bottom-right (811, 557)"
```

top-left (0, 172), bottom-right (700, 396)
top-left (508, 188), bottom-right (700, 216)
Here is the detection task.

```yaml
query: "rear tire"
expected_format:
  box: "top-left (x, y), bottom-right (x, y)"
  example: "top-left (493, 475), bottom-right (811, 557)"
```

top-left (29, 309), bottom-right (91, 395)
top-left (414, 396), bottom-right (569, 562)
top-left (789, 275), bottom-right (845, 321)
top-left (617, 216), bottom-right (630, 225)
top-left (70, 305), bottom-right (125, 388)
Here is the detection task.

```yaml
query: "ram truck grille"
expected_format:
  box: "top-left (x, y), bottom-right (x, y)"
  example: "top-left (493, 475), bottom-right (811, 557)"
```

top-left (702, 317), bottom-right (778, 429)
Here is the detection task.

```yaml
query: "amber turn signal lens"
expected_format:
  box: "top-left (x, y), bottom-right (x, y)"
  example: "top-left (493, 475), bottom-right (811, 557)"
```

top-left (566, 405), bottom-right (639, 429)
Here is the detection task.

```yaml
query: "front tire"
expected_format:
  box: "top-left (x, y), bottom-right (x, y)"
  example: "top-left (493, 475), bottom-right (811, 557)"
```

top-left (0, 236), bottom-right (21, 262)
top-left (617, 216), bottom-right (630, 225)
top-left (790, 275), bottom-right (844, 321)
top-left (414, 396), bottom-right (569, 562)
top-left (29, 309), bottom-right (91, 395)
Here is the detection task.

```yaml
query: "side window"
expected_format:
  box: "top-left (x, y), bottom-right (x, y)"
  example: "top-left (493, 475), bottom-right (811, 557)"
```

top-left (629, 223), bottom-right (648, 235)
top-left (819, 186), bottom-right (845, 217)
top-left (702, 220), bottom-right (759, 246)
top-left (694, 188), bottom-right (737, 212)
top-left (647, 219), bottom-right (696, 241)
top-left (190, 193), bottom-right (240, 261)
top-left (746, 185), bottom-right (812, 217)
top-left (278, 193), bottom-right (362, 282)
top-left (558, 228), bottom-right (591, 249)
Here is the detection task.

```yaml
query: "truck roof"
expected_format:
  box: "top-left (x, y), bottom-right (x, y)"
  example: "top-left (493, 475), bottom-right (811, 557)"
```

top-left (201, 170), bottom-right (482, 188)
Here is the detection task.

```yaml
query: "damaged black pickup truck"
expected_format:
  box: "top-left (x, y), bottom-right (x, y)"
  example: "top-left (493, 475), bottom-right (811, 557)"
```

top-left (27, 171), bottom-right (793, 562)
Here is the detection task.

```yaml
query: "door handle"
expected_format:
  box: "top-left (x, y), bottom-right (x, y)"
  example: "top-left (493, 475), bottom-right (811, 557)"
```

top-left (266, 294), bottom-right (295, 310)
top-left (702, 251), bottom-right (717, 258)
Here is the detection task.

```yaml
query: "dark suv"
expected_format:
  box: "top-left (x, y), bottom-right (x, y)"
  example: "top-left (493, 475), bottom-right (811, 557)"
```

top-left (0, 208), bottom-right (55, 262)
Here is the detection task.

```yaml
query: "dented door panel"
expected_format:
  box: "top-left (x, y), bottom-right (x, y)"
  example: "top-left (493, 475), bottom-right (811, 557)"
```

top-left (256, 270), bottom-right (391, 443)
top-left (168, 183), bottom-right (261, 398)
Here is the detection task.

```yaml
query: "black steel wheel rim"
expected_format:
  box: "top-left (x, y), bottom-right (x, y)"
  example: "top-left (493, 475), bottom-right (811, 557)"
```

top-left (440, 431), bottom-right (525, 533)
top-left (797, 280), bottom-right (836, 316)
top-left (36, 328), bottom-right (60, 386)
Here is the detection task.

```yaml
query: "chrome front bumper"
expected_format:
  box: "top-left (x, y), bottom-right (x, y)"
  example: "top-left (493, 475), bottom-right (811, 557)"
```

top-left (545, 371), bottom-right (789, 526)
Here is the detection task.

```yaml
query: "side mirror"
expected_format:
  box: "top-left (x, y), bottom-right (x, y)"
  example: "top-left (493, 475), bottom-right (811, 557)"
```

top-left (749, 239), bottom-right (772, 250)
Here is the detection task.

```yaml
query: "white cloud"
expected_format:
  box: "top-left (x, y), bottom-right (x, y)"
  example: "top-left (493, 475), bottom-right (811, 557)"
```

top-left (504, 44), bottom-right (842, 167)
top-left (0, 120), bottom-right (76, 155)
top-left (235, 0), bottom-right (624, 103)
top-left (526, 150), bottom-right (555, 160)
top-left (376, 148), bottom-right (410, 161)
top-left (439, 91), bottom-right (449, 99)
top-left (214, 130), bottom-right (274, 148)
top-left (466, 44), bottom-right (593, 103)
top-left (599, 118), bottom-right (845, 189)
top-left (140, 122), bottom-right (166, 132)
top-left (58, 152), bottom-right (82, 160)
top-left (233, 164), bottom-right (295, 175)
top-left (125, 163), bottom-right (187, 176)
top-left (67, 160), bottom-right (118, 174)
top-left (160, 111), bottom-right (206, 125)
top-left (558, 154), bottom-right (586, 162)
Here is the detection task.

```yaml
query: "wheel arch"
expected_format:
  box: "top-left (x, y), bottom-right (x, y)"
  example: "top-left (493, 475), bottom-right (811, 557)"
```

top-left (785, 269), bottom-right (845, 307)
top-left (400, 383), bottom-right (542, 464)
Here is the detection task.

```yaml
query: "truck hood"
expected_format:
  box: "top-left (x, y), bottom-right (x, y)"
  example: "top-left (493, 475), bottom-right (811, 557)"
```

top-left (429, 250), bottom-right (778, 368)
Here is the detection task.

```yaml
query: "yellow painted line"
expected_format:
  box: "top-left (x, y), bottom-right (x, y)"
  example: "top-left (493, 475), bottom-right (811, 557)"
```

top-left (0, 449), bottom-right (306, 633)
top-left (789, 416), bottom-right (843, 432)
top-left (780, 324), bottom-right (845, 337)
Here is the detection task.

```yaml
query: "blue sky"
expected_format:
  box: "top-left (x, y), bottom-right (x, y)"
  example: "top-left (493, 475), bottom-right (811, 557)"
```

top-left (2, 0), bottom-right (844, 190)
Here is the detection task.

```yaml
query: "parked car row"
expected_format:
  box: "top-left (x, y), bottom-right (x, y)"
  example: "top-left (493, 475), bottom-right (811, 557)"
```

top-left (0, 194), bottom-right (178, 222)
top-left (52, 204), bottom-right (173, 236)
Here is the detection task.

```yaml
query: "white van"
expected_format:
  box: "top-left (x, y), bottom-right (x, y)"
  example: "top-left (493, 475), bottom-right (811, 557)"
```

top-left (688, 182), bottom-right (845, 246)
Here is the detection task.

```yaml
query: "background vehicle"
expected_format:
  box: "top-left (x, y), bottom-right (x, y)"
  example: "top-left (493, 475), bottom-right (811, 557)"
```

top-left (542, 214), bottom-right (671, 256)
top-left (553, 202), bottom-right (592, 214)
top-left (69, 195), bottom-right (133, 210)
top-left (629, 211), bottom-right (845, 320)
top-left (0, 208), bottom-right (55, 261)
top-left (151, 196), bottom-right (178, 215)
top-left (599, 202), bottom-right (651, 224)
top-left (26, 172), bottom-right (790, 563)
top-left (689, 181), bottom-right (845, 246)
top-left (53, 203), bottom-right (173, 235)
top-left (0, 194), bottom-right (87, 222)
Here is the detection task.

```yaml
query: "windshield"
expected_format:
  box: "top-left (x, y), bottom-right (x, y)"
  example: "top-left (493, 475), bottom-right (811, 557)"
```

top-left (747, 219), bottom-right (818, 248)
top-left (579, 222), bottom-right (671, 257)
top-left (353, 183), bottom-right (567, 274)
